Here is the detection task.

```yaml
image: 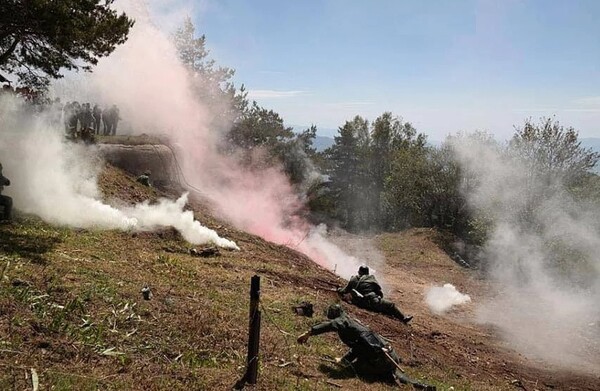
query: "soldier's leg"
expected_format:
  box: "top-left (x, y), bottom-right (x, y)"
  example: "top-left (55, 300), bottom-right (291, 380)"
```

top-left (378, 298), bottom-right (413, 323)
top-left (0, 195), bottom-right (12, 220)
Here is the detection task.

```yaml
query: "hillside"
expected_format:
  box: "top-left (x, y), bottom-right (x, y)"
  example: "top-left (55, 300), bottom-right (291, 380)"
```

top-left (1, 164), bottom-right (599, 390)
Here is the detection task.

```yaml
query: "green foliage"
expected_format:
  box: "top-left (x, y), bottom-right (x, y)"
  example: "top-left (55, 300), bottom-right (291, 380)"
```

top-left (510, 117), bottom-right (600, 186)
top-left (325, 116), bottom-right (370, 229)
top-left (323, 113), bottom-right (429, 231)
top-left (228, 101), bottom-right (295, 152)
top-left (0, 0), bottom-right (134, 89)
top-left (173, 16), bottom-right (244, 123)
top-left (503, 118), bottom-right (600, 229)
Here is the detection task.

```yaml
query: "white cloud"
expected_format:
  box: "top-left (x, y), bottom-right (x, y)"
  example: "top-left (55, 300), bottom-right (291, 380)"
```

top-left (326, 101), bottom-right (375, 108)
top-left (572, 96), bottom-right (600, 108)
top-left (247, 89), bottom-right (307, 99)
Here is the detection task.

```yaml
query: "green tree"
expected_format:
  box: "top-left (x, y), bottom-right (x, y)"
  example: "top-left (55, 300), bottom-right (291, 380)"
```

top-left (0, 0), bottom-right (134, 89)
top-left (508, 118), bottom-right (600, 227)
top-left (282, 125), bottom-right (319, 185)
top-left (324, 116), bottom-right (375, 230)
top-left (172, 16), bottom-right (249, 130)
top-left (510, 117), bottom-right (600, 186)
top-left (173, 17), bottom-right (236, 104)
top-left (372, 112), bottom-right (427, 228)
top-left (325, 119), bottom-right (361, 229)
top-left (228, 101), bottom-right (294, 151)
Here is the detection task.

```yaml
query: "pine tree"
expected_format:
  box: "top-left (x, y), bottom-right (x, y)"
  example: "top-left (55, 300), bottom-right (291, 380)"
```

top-left (0, 0), bottom-right (133, 89)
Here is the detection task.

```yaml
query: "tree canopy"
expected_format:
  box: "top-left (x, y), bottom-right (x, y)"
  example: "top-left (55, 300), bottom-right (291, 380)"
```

top-left (510, 117), bottom-right (600, 185)
top-left (173, 16), bottom-right (246, 129)
top-left (0, 0), bottom-right (134, 89)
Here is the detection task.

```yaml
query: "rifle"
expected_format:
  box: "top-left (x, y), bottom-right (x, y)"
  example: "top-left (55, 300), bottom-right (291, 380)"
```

top-left (314, 278), bottom-right (340, 290)
top-left (382, 348), bottom-right (436, 391)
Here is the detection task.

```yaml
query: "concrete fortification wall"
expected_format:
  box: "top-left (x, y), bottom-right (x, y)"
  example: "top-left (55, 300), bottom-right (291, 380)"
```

top-left (98, 143), bottom-right (178, 186)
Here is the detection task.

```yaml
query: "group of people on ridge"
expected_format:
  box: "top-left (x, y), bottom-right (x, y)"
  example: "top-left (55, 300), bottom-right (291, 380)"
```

top-left (296, 265), bottom-right (435, 390)
top-left (63, 101), bottom-right (120, 138)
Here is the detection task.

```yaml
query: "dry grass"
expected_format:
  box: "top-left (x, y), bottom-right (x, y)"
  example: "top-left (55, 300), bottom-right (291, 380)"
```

top-left (1, 164), bottom-right (598, 390)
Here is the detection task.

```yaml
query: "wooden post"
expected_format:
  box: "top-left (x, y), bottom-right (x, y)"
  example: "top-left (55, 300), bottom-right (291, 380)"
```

top-left (245, 275), bottom-right (261, 384)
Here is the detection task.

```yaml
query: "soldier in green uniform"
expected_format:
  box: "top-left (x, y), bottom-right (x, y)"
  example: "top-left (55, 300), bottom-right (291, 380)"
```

top-left (136, 171), bottom-right (151, 187)
top-left (297, 304), bottom-right (434, 390)
top-left (0, 163), bottom-right (12, 221)
top-left (338, 265), bottom-right (413, 323)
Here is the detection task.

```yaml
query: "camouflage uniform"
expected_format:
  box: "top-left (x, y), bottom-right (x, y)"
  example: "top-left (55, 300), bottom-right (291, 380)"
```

top-left (299, 305), bottom-right (434, 390)
top-left (338, 269), bottom-right (412, 323)
top-left (0, 163), bottom-right (12, 220)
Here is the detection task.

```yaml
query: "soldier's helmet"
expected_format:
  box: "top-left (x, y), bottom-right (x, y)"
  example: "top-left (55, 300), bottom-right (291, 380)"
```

top-left (326, 304), bottom-right (344, 319)
top-left (358, 265), bottom-right (370, 276)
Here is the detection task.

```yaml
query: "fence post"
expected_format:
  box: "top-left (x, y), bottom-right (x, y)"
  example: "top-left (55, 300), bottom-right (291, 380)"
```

top-left (245, 275), bottom-right (261, 384)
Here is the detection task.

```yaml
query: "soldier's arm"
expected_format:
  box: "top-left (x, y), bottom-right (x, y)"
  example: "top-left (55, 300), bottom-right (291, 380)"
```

top-left (372, 276), bottom-right (384, 297)
top-left (297, 319), bottom-right (339, 344)
top-left (310, 319), bottom-right (339, 336)
top-left (337, 276), bottom-right (358, 294)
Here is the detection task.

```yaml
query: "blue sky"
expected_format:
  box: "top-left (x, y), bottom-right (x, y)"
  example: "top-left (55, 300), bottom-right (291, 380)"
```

top-left (186, 0), bottom-right (600, 140)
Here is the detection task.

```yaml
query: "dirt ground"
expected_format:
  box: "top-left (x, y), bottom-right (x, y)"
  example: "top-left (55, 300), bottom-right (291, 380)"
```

top-left (2, 163), bottom-right (599, 390)
top-left (330, 229), bottom-right (600, 391)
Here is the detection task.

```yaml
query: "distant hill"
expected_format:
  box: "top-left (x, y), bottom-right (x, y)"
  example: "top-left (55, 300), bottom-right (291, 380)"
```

top-left (291, 125), bottom-right (336, 152)
top-left (314, 135), bottom-right (334, 151)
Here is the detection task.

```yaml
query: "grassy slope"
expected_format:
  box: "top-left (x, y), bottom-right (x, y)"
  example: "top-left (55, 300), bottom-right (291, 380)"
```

top-left (1, 164), bottom-right (597, 390)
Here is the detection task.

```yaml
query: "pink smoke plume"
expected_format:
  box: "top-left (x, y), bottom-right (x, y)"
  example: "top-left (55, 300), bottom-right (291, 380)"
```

top-left (78, 0), bottom-right (360, 278)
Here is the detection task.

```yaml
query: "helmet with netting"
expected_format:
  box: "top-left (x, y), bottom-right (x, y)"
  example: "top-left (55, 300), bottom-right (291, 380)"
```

top-left (326, 304), bottom-right (344, 319)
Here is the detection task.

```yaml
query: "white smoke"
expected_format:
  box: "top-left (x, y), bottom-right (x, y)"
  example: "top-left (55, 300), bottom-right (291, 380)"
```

top-left (451, 136), bottom-right (600, 373)
top-left (63, 0), bottom-right (363, 276)
top-left (425, 283), bottom-right (471, 314)
top-left (0, 95), bottom-right (238, 250)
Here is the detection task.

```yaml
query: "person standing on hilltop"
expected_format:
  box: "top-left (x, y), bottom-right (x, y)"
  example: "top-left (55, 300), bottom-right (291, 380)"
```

top-left (101, 106), bottom-right (110, 135)
top-left (109, 104), bottom-right (120, 135)
top-left (0, 162), bottom-right (13, 221)
top-left (92, 104), bottom-right (102, 135)
top-left (338, 265), bottom-right (413, 324)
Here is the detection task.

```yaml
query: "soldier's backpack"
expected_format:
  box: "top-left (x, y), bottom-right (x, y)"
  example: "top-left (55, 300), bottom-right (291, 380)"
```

top-left (292, 301), bottom-right (314, 317)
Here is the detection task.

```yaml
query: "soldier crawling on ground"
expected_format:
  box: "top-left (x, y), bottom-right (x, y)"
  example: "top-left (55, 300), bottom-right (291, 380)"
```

top-left (337, 265), bottom-right (413, 324)
top-left (297, 304), bottom-right (435, 390)
top-left (0, 162), bottom-right (13, 222)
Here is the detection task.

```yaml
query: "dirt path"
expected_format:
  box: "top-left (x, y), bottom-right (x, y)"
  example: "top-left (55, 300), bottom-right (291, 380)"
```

top-left (330, 228), bottom-right (600, 391)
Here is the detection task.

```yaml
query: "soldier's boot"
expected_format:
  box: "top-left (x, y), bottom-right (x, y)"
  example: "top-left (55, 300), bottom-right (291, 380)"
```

top-left (384, 300), bottom-right (413, 324)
